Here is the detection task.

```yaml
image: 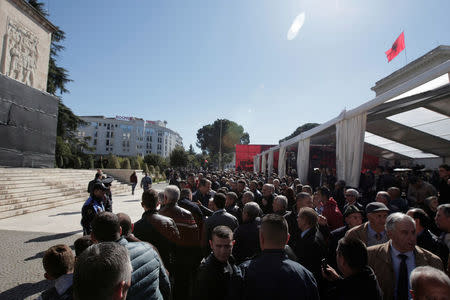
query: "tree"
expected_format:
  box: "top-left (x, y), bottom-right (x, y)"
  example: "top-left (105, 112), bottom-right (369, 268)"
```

top-left (106, 154), bottom-right (120, 169)
top-left (170, 146), bottom-right (188, 168)
top-left (188, 144), bottom-right (196, 155)
top-left (142, 163), bottom-right (149, 174)
top-left (28, 1), bottom-right (87, 168)
top-left (130, 157), bottom-right (140, 170)
top-left (121, 158), bottom-right (131, 169)
top-left (279, 123), bottom-right (321, 143)
top-left (196, 119), bottom-right (250, 165)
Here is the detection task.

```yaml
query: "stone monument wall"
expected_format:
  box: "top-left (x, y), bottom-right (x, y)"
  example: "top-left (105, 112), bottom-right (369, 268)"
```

top-left (0, 0), bottom-right (55, 91)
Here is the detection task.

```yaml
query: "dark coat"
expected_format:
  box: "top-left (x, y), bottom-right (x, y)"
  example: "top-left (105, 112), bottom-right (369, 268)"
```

top-left (325, 266), bottom-right (382, 300)
top-left (327, 225), bottom-right (349, 268)
top-left (193, 190), bottom-right (215, 207)
top-left (239, 249), bottom-right (319, 300)
top-left (226, 204), bottom-right (242, 224)
top-left (203, 209), bottom-right (239, 254)
top-left (178, 197), bottom-right (204, 233)
top-left (233, 218), bottom-right (261, 263)
top-left (293, 226), bottom-right (327, 281)
top-left (259, 194), bottom-right (274, 215)
top-left (133, 210), bottom-right (180, 273)
top-left (192, 253), bottom-right (242, 300)
top-left (417, 229), bottom-right (449, 266)
top-left (118, 238), bottom-right (171, 300)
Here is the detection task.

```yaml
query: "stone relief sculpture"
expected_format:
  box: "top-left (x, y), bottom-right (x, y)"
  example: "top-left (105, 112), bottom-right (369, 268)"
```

top-left (4, 20), bottom-right (39, 87)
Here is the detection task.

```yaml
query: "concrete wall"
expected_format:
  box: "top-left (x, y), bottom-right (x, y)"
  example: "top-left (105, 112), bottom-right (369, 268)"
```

top-left (102, 169), bottom-right (143, 184)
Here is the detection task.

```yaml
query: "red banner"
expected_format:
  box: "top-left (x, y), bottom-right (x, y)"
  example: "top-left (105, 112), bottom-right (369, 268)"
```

top-left (235, 144), bottom-right (276, 171)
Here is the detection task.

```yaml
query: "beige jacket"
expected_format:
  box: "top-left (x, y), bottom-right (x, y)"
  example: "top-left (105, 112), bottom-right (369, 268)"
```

top-left (345, 221), bottom-right (369, 245)
top-left (367, 242), bottom-right (443, 300)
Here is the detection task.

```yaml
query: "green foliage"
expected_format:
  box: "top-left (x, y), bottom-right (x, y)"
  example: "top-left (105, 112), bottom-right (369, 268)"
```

top-left (196, 119), bottom-right (249, 166)
top-left (130, 157), bottom-right (140, 169)
top-left (142, 163), bottom-right (149, 174)
top-left (87, 157), bottom-right (94, 169)
top-left (155, 165), bottom-right (160, 174)
top-left (279, 123), bottom-right (320, 143)
top-left (106, 155), bottom-right (120, 169)
top-left (144, 153), bottom-right (162, 168)
top-left (169, 146), bottom-right (188, 168)
top-left (74, 156), bottom-right (82, 169)
top-left (121, 158), bottom-right (131, 169)
top-left (149, 165), bottom-right (155, 174)
top-left (57, 156), bottom-right (63, 168)
top-left (188, 144), bottom-right (196, 155)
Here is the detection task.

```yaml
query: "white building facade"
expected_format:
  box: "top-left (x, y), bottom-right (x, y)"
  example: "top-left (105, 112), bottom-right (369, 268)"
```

top-left (77, 116), bottom-right (183, 158)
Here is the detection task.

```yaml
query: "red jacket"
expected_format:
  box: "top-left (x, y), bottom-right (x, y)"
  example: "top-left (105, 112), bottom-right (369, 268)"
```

top-left (322, 197), bottom-right (343, 231)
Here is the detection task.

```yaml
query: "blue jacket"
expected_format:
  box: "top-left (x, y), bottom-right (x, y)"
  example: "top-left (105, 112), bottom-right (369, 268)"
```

top-left (240, 249), bottom-right (319, 300)
top-left (117, 238), bottom-right (171, 300)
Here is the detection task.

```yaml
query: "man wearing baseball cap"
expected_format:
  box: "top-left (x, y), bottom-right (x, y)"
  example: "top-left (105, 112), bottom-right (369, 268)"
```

top-left (81, 182), bottom-right (107, 235)
top-left (345, 202), bottom-right (390, 246)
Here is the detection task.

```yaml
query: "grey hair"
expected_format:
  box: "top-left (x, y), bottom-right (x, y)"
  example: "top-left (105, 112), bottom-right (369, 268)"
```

top-left (73, 242), bottom-right (132, 300)
top-left (346, 188), bottom-right (359, 198)
top-left (158, 191), bottom-right (165, 203)
top-left (264, 184), bottom-right (275, 192)
top-left (377, 191), bottom-right (391, 202)
top-left (243, 202), bottom-right (260, 220)
top-left (274, 195), bottom-right (288, 210)
top-left (243, 191), bottom-right (254, 200)
top-left (164, 185), bottom-right (180, 203)
top-left (437, 204), bottom-right (450, 217)
top-left (410, 266), bottom-right (450, 294)
top-left (385, 212), bottom-right (415, 233)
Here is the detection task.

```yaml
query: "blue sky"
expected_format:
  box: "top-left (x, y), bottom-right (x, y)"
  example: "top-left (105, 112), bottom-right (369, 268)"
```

top-left (45, 0), bottom-right (450, 151)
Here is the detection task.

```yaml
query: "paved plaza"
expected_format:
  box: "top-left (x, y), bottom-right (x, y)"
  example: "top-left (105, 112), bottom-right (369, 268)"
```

top-left (0, 183), bottom-right (168, 299)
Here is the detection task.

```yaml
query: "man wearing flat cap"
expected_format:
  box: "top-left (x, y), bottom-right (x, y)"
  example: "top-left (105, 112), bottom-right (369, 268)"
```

top-left (81, 182), bottom-right (107, 235)
top-left (345, 202), bottom-right (390, 246)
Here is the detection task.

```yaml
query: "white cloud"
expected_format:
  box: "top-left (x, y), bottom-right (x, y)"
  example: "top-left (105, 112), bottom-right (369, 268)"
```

top-left (287, 12), bottom-right (306, 41)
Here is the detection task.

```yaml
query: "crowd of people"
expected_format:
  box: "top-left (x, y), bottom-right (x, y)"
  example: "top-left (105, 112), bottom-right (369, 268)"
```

top-left (38, 164), bottom-right (450, 299)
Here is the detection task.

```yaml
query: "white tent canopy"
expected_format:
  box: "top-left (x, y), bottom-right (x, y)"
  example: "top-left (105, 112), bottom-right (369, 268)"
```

top-left (254, 50), bottom-right (450, 186)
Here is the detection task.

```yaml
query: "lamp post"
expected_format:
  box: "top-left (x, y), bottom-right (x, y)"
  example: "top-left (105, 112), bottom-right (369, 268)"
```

top-left (219, 119), bottom-right (222, 170)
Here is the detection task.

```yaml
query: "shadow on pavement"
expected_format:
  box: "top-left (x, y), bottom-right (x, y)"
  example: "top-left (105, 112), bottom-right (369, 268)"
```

top-left (49, 211), bottom-right (80, 217)
top-left (123, 199), bottom-right (140, 202)
top-left (0, 279), bottom-right (50, 299)
top-left (25, 245), bottom-right (75, 261)
top-left (25, 230), bottom-right (82, 243)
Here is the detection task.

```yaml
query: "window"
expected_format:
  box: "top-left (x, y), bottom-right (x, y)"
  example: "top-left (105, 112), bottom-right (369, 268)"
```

top-left (94, 132), bottom-right (98, 137)
top-left (106, 132), bottom-right (110, 138)
top-left (106, 140), bottom-right (110, 146)
top-left (157, 144), bottom-right (162, 150)
top-left (110, 132), bottom-right (114, 138)
top-left (93, 139), bottom-right (97, 145)
top-left (158, 137), bottom-right (162, 143)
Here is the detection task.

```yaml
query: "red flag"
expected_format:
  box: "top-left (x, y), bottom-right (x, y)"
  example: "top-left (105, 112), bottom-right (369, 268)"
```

top-left (385, 32), bottom-right (405, 62)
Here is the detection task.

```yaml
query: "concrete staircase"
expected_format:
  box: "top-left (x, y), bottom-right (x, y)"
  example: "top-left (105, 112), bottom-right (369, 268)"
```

top-left (0, 168), bottom-right (132, 219)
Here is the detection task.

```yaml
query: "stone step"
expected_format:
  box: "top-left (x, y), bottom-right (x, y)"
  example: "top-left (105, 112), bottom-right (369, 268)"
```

top-left (0, 189), bottom-right (87, 205)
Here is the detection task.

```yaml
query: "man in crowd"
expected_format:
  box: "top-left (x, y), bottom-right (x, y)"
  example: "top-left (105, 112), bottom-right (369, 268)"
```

top-left (140, 172), bottom-right (152, 192)
top-left (232, 202), bottom-right (261, 263)
top-left (407, 208), bottom-right (449, 266)
top-left (117, 213), bottom-right (140, 243)
top-left (437, 164), bottom-right (450, 204)
top-left (236, 179), bottom-right (247, 203)
top-left (241, 191), bottom-right (255, 206)
top-left (343, 188), bottom-right (364, 213)
top-left (273, 195), bottom-right (290, 217)
top-left (39, 244), bottom-right (74, 300)
top-left (322, 237), bottom-right (382, 300)
top-left (133, 189), bottom-right (180, 273)
top-left (239, 214), bottom-right (319, 299)
top-left (367, 213), bottom-right (443, 300)
top-left (81, 183), bottom-right (107, 235)
top-left (388, 187), bottom-right (409, 213)
top-left (203, 193), bottom-right (239, 252)
top-left (73, 242), bottom-right (132, 300)
top-left (193, 226), bottom-right (241, 300)
top-left (186, 173), bottom-right (197, 193)
top-left (178, 188), bottom-right (203, 232)
top-left (87, 172), bottom-right (102, 195)
top-left (225, 192), bottom-right (242, 223)
top-left (318, 186), bottom-right (343, 231)
top-left (328, 205), bottom-right (363, 268)
top-left (91, 212), bottom-right (171, 299)
top-left (193, 178), bottom-right (215, 207)
top-left (249, 180), bottom-right (262, 204)
top-left (407, 176), bottom-right (437, 206)
top-left (294, 207), bottom-right (327, 282)
top-left (435, 204), bottom-right (450, 252)
top-left (410, 266), bottom-right (450, 300)
top-left (286, 192), bottom-right (313, 241)
top-left (346, 202), bottom-right (390, 246)
top-left (159, 185), bottom-right (201, 299)
top-left (260, 183), bottom-right (276, 214)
